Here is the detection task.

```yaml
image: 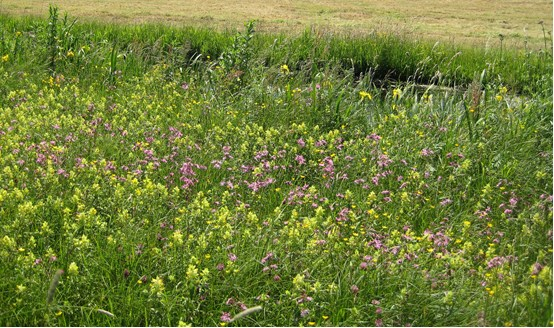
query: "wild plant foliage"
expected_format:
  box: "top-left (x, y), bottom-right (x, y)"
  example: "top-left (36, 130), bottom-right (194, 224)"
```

top-left (0, 8), bottom-right (552, 327)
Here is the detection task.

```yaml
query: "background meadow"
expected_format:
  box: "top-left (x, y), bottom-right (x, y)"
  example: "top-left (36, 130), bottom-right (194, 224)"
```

top-left (0, 6), bottom-right (552, 327)
top-left (1, 0), bottom-right (552, 48)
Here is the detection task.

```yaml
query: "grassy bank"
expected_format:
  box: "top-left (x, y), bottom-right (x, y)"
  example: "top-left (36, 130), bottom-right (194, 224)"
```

top-left (0, 9), bottom-right (552, 326)
top-left (0, 12), bottom-right (552, 95)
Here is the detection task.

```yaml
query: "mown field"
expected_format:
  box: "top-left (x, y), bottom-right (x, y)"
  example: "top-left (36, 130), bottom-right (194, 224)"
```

top-left (1, 0), bottom-right (553, 48)
top-left (0, 6), bottom-right (552, 327)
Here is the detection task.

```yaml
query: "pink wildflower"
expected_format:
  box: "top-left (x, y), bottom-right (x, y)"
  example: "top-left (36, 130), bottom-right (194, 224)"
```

top-left (220, 312), bottom-right (232, 323)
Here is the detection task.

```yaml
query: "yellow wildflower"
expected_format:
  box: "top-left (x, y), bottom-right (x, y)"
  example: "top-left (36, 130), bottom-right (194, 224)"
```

top-left (538, 266), bottom-right (551, 282)
top-left (150, 276), bottom-right (165, 294)
top-left (68, 262), bottom-right (79, 275)
top-left (172, 230), bottom-right (184, 246)
top-left (359, 91), bottom-right (372, 100)
top-left (186, 264), bottom-right (199, 281)
top-left (16, 285), bottom-right (27, 293)
top-left (423, 93), bottom-right (432, 103)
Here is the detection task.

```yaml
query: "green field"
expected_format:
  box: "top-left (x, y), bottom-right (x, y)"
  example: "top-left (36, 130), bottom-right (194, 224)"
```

top-left (0, 5), bottom-right (552, 327)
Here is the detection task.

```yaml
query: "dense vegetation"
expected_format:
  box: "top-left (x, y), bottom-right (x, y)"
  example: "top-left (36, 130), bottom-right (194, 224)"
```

top-left (0, 7), bottom-right (552, 326)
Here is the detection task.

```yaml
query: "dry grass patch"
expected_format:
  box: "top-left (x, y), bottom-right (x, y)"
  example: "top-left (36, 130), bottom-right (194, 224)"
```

top-left (1, 0), bottom-right (551, 48)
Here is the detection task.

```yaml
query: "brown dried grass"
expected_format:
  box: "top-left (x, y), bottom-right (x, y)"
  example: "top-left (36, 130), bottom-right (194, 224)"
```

top-left (1, 0), bottom-right (551, 48)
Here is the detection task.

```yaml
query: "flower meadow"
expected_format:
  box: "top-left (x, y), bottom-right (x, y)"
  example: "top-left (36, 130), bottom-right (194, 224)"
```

top-left (0, 10), bottom-right (553, 327)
